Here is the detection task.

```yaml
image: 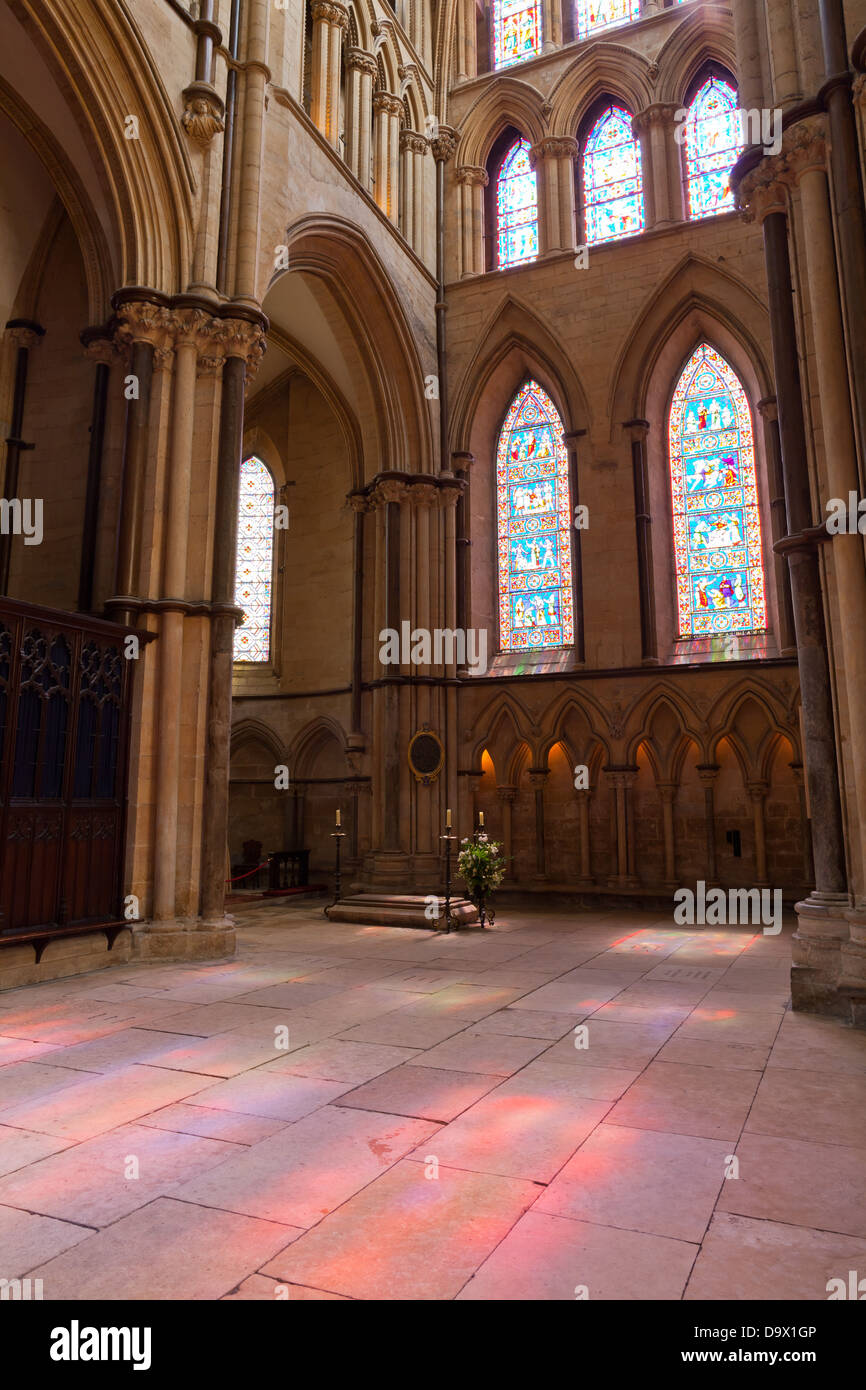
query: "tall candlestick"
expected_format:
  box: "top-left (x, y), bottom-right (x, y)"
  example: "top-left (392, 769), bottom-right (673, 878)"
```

top-left (335, 808), bottom-right (341, 828)
top-left (446, 808), bottom-right (452, 828)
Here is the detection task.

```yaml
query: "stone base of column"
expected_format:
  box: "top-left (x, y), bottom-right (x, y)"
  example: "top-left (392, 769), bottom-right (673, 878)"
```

top-left (130, 921), bottom-right (237, 962)
top-left (363, 851), bottom-right (412, 890)
top-left (607, 875), bottom-right (640, 889)
top-left (791, 892), bottom-right (850, 1018)
top-left (839, 907), bottom-right (866, 1027)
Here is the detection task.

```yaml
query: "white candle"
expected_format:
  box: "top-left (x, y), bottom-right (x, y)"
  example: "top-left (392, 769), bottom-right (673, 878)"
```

top-left (479, 811), bottom-right (485, 827)
top-left (446, 808), bottom-right (452, 828)
top-left (335, 808), bottom-right (341, 828)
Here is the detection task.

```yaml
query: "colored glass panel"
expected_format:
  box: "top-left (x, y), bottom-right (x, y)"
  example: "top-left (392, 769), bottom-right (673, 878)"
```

top-left (575, 0), bottom-right (640, 40)
top-left (583, 105), bottom-right (644, 244)
top-left (685, 77), bottom-right (742, 219)
top-left (234, 456), bottom-right (275, 662)
top-left (497, 138), bottom-right (538, 267)
top-left (493, 0), bottom-right (541, 69)
top-left (496, 381), bottom-right (574, 652)
top-left (668, 345), bottom-right (767, 637)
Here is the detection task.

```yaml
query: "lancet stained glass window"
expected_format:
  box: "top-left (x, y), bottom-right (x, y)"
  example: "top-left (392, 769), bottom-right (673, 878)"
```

top-left (234, 456), bottom-right (275, 662)
top-left (583, 105), bottom-right (644, 244)
top-left (668, 345), bottom-right (767, 637)
top-left (497, 138), bottom-right (538, 267)
top-left (575, 0), bottom-right (640, 41)
top-left (493, 0), bottom-right (541, 69)
top-left (684, 77), bottom-right (742, 219)
top-left (497, 382), bottom-right (574, 651)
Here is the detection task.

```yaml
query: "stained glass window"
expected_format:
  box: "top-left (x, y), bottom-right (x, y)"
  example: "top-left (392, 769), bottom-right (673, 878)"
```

top-left (234, 456), bottom-right (275, 662)
top-left (684, 77), bottom-right (742, 219)
top-left (493, 0), bottom-right (541, 69)
top-left (576, 0), bottom-right (640, 41)
top-left (582, 105), bottom-right (644, 244)
top-left (668, 344), bottom-right (767, 637)
top-left (497, 381), bottom-right (574, 651)
top-left (497, 138), bottom-right (538, 267)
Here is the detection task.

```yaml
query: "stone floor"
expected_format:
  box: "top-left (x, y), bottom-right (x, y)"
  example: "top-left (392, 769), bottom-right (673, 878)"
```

top-left (1, 903), bottom-right (865, 1301)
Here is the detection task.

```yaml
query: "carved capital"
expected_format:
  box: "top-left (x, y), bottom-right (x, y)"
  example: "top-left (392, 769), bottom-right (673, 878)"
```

top-left (347, 491), bottom-right (370, 514)
top-left (781, 116), bottom-right (827, 185)
top-left (311, 1), bottom-right (349, 30)
top-left (5, 321), bottom-right (44, 351)
top-left (430, 124), bottom-right (458, 163)
top-left (408, 481), bottom-right (439, 509)
top-left (496, 785), bottom-right (517, 803)
top-left (528, 136), bottom-right (578, 168)
top-left (455, 164), bottom-right (488, 187)
top-left (181, 82), bottom-right (225, 147)
top-left (631, 103), bottom-right (680, 135)
top-left (400, 129), bottom-right (428, 156)
top-left (736, 154), bottom-right (788, 223)
top-left (113, 298), bottom-right (173, 349)
top-left (346, 47), bottom-right (378, 78)
top-left (81, 331), bottom-right (118, 366)
top-left (757, 395), bottom-right (778, 424)
top-left (373, 91), bottom-right (403, 120)
top-left (623, 418), bottom-right (650, 444)
top-left (853, 73), bottom-right (866, 110)
top-left (370, 477), bottom-right (407, 507)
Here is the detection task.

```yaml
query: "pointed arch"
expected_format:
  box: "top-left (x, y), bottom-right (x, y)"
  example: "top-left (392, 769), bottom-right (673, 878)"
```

top-left (682, 73), bottom-right (742, 220)
top-left (230, 718), bottom-right (286, 765)
top-left (454, 78), bottom-right (547, 168)
top-left (450, 295), bottom-right (591, 454)
top-left (288, 716), bottom-right (349, 780)
top-left (495, 136), bottom-right (538, 268)
top-left (581, 101), bottom-right (645, 245)
top-left (655, 6), bottom-right (739, 106)
top-left (549, 44), bottom-right (654, 138)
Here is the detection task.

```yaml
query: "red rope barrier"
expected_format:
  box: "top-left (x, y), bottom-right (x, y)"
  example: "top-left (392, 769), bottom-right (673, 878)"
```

top-left (225, 861), bottom-right (268, 885)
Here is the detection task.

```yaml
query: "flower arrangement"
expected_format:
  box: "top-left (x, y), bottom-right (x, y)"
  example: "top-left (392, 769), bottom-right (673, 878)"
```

top-left (457, 833), bottom-right (506, 927)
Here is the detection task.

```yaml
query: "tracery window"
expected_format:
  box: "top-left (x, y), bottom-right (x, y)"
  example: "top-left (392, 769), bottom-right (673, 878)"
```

top-left (668, 345), bottom-right (767, 638)
top-left (496, 137), bottom-right (538, 267)
top-left (582, 104), bottom-right (645, 244)
top-left (575, 0), bottom-right (640, 41)
top-left (493, 0), bottom-right (542, 69)
top-left (234, 456), bottom-right (275, 663)
top-left (496, 381), bottom-right (574, 652)
top-left (683, 76), bottom-right (742, 219)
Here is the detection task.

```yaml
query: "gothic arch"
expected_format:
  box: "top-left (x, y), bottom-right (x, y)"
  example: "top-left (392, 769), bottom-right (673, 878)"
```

top-left (624, 685), bottom-right (707, 766)
top-left (5, 0), bottom-right (194, 302)
top-left (608, 253), bottom-right (772, 430)
top-left (289, 716), bottom-right (350, 780)
top-left (549, 43), bottom-right (654, 137)
top-left (455, 78), bottom-right (547, 168)
top-left (267, 215), bottom-right (434, 476)
top-left (230, 718), bottom-right (286, 765)
top-left (654, 6), bottom-right (738, 106)
top-left (450, 294), bottom-right (591, 453)
top-left (538, 688), bottom-right (613, 757)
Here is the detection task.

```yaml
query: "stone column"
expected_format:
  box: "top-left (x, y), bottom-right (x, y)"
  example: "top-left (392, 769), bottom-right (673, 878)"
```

top-left (575, 786), bottom-right (593, 886)
top-left (540, 0), bottom-right (562, 51)
top-left (624, 419), bottom-right (658, 664)
top-left (736, 158), bottom-right (849, 1013)
top-left (455, 0), bottom-right (477, 81)
top-left (787, 121), bottom-right (866, 910)
top-left (234, 0), bottom-right (270, 304)
top-left (528, 138), bottom-right (578, 254)
top-left (634, 105), bottom-right (682, 228)
top-left (748, 781), bottom-right (770, 885)
top-left (657, 781), bottom-right (678, 888)
top-left (564, 430), bottom-right (586, 663)
top-left (732, 0), bottom-right (765, 113)
top-left (606, 768), bottom-right (638, 888)
top-left (528, 769), bottom-right (549, 879)
top-left (200, 316), bottom-right (266, 925)
top-left (497, 785), bottom-right (517, 879)
top-left (0, 320), bottom-right (44, 595)
top-left (373, 93), bottom-right (402, 224)
top-left (78, 333), bottom-right (115, 614)
top-left (366, 477), bottom-right (408, 887)
top-left (400, 131), bottom-right (428, 255)
top-left (109, 296), bottom-right (162, 623)
top-left (456, 166), bottom-right (488, 277)
top-left (767, 0), bottom-right (802, 107)
top-left (345, 49), bottom-right (376, 186)
top-left (697, 764), bottom-right (720, 885)
top-left (790, 761), bottom-right (814, 885)
top-left (310, 1), bottom-right (348, 149)
top-left (440, 479), bottom-right (461, 829)
top-left (757, 396), bottom-right (796, 655)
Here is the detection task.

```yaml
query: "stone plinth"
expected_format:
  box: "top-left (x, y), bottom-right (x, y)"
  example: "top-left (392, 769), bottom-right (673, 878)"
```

top-left (130, 923), bottom-right (237, 961)
top-left (325, 894), bottom-right (479, 929)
